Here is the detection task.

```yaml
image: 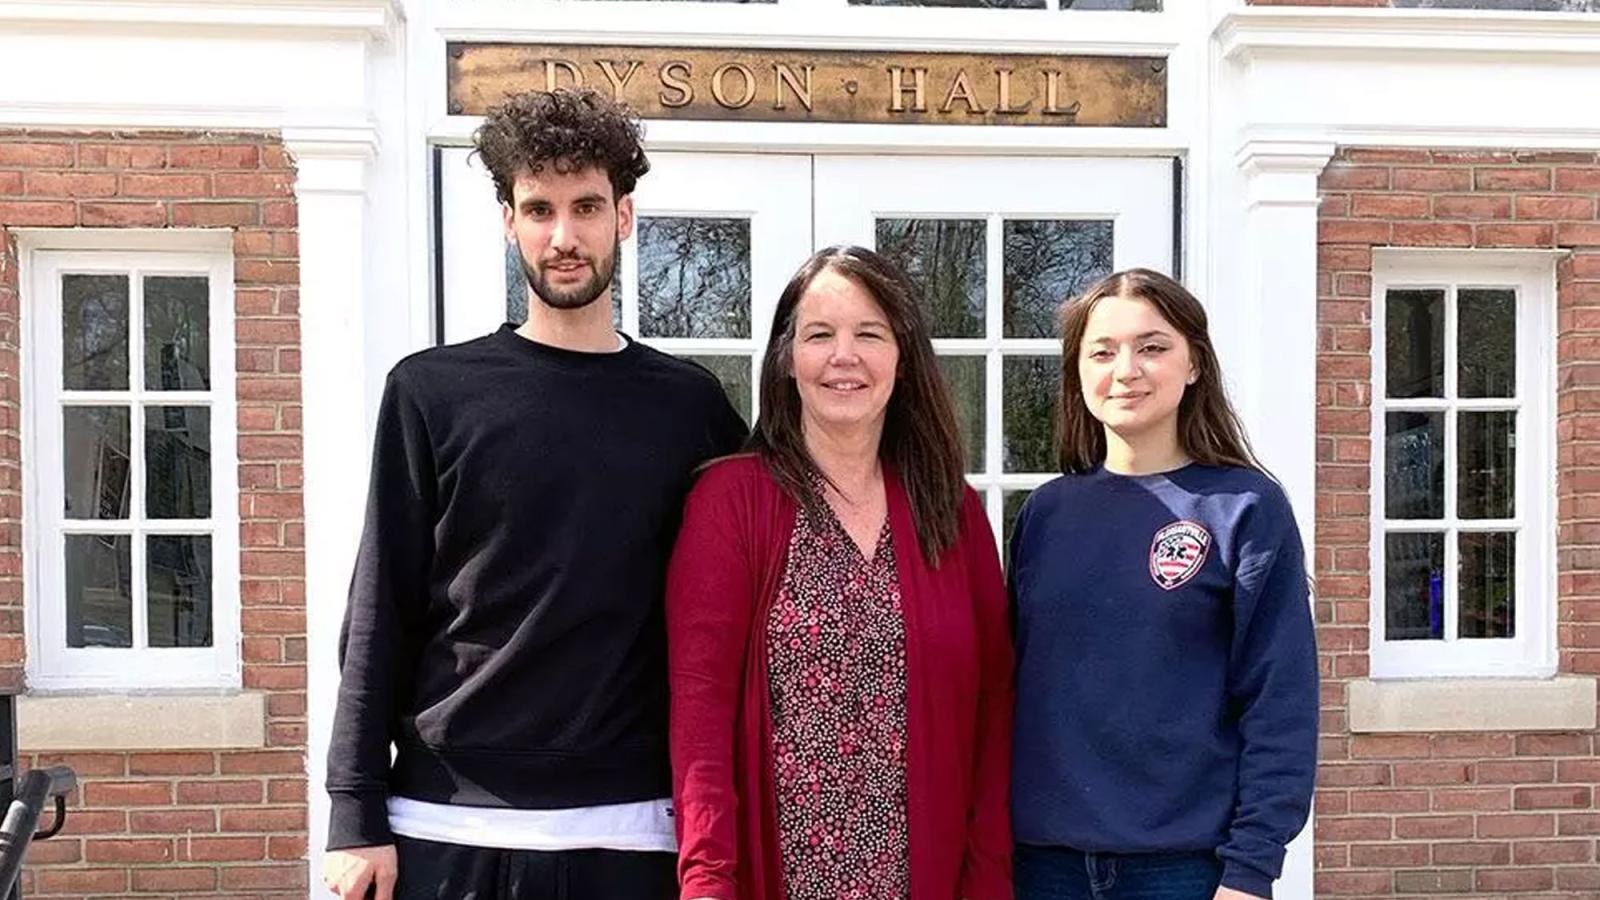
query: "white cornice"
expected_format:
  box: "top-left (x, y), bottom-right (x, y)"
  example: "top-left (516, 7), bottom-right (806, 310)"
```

top-left (0, 101), bottom-right (376, 136)
top-left (1217, 7), bottom-right (1600, 62)
top-left (0, 0), bottom-right (403, 41)
top-left (436, 3), bottom-right (1178, 57)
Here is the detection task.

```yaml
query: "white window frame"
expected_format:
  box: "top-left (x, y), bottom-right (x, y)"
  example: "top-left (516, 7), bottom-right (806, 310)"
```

top-left (1370, 249), bottom-right (1557, 680)
top-left (18, 230), bottom-right (240, 692)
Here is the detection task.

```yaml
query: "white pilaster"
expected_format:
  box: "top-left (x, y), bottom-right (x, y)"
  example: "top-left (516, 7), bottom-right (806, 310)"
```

top-left (288, 129), bottom-right (377, 900)
top-left (1234, 138), bottom-right (1333, 900)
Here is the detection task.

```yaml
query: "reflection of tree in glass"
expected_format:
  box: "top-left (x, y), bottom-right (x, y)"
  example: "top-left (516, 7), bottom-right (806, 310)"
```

top-left (877, 219), bottom-right (986, 339)
top-left (147, 535), bottom-right (213, 648)
top-left (684, 355), bottom-right (753, 426)
top-left (1003, 220), bottom-right (1113, 339)
top-left (936, 356), bottom-right (984, 471)
top-left (1458, 412), bottom-right (1514, 520)
top-left (1062, 0), bottom-right (1161, 8)
top-left (503, 243), bottom-right (622, 329)
top-left (1458, 289), bottom-right (1515, 398)
top-left (639, 218), bottom-right (751, 339)
top-left (145, 277), bottom-right (210, 391)
top-left (1385, 532), bottom-right (1442, 641)
top-left (1458, 532), bottom-right (1514, 639)
top-left (1386, 290), bottom-right (1443, 399)
top-left (64, 275), bottom-right (130, 390)
top-left (1003, 356), bottom-right (1061, 473)
top-left (147, 407), bottom-right (212, 520)
top-left (1384, 412), bottom-right (1443, 519)
top-left (1003, 489), bottom-right (1032, 555)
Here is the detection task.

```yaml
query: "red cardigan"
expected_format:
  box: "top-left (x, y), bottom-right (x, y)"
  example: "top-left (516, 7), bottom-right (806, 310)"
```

top-left (666, 455), bottom-right (1013, 900)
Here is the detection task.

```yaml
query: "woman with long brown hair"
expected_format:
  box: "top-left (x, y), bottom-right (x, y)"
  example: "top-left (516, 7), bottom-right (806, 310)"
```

top-left (1009, 269), bottom-right (1317, 900)
top-left (666, 245), bottom-right (1013, 900)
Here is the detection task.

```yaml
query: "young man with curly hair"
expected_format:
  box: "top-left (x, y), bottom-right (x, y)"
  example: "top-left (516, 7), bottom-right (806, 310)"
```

top-left (322, 89), bottom-right (746, 900)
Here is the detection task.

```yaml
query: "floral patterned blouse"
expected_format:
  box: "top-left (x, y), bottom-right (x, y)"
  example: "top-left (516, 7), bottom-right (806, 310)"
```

top-left (765, 497), bottom-right (910, 900)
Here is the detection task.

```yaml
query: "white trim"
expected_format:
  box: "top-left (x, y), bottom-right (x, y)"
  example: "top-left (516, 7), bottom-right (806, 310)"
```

top-left (1369, 250), bottom-right (1558, 680)
top-left (20, 239), bottom-right (242, 693)
top-left (436, 2), bottom-right (1179, 56)
top-left (428, 117), bottom-right (1190, 157)
top-left (0, 0), bottom-right (402, 40)
top-left (1217, 7), bottom-right (1600, 62)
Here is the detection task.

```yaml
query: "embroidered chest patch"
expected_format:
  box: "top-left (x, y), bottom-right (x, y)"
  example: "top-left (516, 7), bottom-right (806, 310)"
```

top-left (1149, 520), bottom-right (1212, 591)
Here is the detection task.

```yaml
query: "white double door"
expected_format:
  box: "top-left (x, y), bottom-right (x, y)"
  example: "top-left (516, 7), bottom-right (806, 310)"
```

top-left (439, 149), bottom-right (1311, 897)
top-left (439, 149), bottom-right (1173, 545)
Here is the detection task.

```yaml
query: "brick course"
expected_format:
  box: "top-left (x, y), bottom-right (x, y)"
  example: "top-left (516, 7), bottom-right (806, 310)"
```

top-left (0, 130), bottom-right (306, 896)
top-left (1316, 147), bottom-right (1600, 896)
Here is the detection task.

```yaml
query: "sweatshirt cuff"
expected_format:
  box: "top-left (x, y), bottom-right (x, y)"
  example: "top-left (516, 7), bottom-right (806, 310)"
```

top-left (326, 791), bottom-right (394, 851)
top-left (1221, 860), bottom-right (1274, 899)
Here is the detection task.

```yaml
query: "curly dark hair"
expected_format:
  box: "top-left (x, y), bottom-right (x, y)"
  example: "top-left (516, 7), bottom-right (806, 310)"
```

top-left (471, 88), bottom-right (650, 205)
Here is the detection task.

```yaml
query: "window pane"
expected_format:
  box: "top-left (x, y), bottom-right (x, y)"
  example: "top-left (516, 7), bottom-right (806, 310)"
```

top-left (144, 276), bottom-right (210, 391)
top-left (505, 243), bottom-right (622, 330)
top-left (876, 219), bottom-right (986, 339)
top-left (684, 355), bottom-right (752, 426)
top-left (1459, 411), bottom-right (1515, 519)
top-left (638, 217), bottom-right (750, 339)
top-left (1003, 220), bottom-right (1114, 339)
top-left (64, 407), bottom-right (130, 520)
top-left (1394, 0), bottom-right (1598, 10)
top-left (1003, 489), bottom-right (1032, 555)
top-left (63, 274), bottom-right (130, 391)
top-left (1459, 531), bottom-right (1515, 639)
top-left (1385, 532), bottom-right (1444, 641)
top-left (849, 0), bottom-right (1045, 7)
top-left (1458, 288), bottom-right (1516, 398)
top-left (147, 406), bottom-right (211, 519)
top-left (147, 535), bottom-right (212, 648)
top-left (1063, 0), bottom-right (1162, 7)
top-left (1386, 412), bottom-right (1444, 519)
top-left (1003, 355), bottom-right (1060, 473)
top-left (937, 355), bottom-right (985, 472)
top-left (1385, 289), bottom-right (1444, 399)
top-left (66, 534), bottom-right (132, 648)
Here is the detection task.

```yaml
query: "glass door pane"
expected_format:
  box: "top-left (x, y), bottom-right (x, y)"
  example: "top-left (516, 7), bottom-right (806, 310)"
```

top-left (813, 155), bottom-right (1175, 546)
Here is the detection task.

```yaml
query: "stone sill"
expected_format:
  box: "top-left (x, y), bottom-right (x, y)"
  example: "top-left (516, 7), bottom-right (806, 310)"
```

top-left (1349, 676), bottom-right (1597, 734)
top-left (17, 692), bottom-right (266, 751)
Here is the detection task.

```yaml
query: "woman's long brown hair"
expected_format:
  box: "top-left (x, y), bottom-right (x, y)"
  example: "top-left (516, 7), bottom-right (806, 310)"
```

top-left (1057, 268), bottom-right (1269, 476)
top-left (748, 245), bottom-right (967, 564)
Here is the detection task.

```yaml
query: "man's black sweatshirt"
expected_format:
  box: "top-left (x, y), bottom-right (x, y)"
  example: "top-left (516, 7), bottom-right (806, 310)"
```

top-left (325, 324), bottom-right (747, 850)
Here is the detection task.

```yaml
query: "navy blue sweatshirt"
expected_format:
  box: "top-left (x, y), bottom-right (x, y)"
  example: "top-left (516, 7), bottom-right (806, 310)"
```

top-left (1009, 463), bottom-right (1317, 898)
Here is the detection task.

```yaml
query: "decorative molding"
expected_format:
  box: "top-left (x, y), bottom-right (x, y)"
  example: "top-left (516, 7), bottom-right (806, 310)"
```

top-left (0, 0), bottom-right (403, 42)
top-left (435, 5), bottom-right (1179, 58)
top-left (0, 102), bottom-right (379, 141)
top-left (1238, 123), bottom-right (1600, 154)
top-left (1218, 7), bottom-right (1600, 63)
top-left (1234, 139), bottom-right (1335, 209)
top-left (1350, 677), bottom-right (1598, 734)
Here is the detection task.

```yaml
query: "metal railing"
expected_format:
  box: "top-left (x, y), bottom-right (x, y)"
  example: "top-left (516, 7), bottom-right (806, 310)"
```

top-left (0, 695), bottom-right (76, 899)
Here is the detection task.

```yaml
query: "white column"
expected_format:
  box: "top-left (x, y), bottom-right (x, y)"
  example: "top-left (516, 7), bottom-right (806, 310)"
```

top-left (1234, 138), bottom-right (1334, 900)
top-left (287, 129), bottom-right (377, 900)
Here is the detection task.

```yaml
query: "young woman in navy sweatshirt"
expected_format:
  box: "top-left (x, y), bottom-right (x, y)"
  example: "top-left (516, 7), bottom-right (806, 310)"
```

top-left (1009, 269), bottom-right (1318, 900)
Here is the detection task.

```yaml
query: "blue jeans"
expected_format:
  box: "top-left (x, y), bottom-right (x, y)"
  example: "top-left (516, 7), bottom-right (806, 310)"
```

top-left (1015, 844), bottom-right (1223, 900)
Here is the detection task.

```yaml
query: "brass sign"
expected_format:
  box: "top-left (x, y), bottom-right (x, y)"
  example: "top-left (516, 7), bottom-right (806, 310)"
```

top-left (448, 44), bottom-right (1166, 128)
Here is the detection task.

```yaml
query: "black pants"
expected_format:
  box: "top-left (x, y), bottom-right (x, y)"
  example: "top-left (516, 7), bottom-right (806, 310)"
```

top-left (393, 835), bottom-right (677, 900)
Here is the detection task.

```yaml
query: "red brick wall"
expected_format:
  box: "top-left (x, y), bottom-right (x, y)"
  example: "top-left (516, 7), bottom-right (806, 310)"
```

top-left (1316, 147), bottom-right (1600, 896)
top-left (0, 131), bottom-right (307, 897)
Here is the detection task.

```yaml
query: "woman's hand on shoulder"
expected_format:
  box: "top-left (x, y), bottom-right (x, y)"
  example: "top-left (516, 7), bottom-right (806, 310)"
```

top-left (1215, 887), bottom-right (1267, 900)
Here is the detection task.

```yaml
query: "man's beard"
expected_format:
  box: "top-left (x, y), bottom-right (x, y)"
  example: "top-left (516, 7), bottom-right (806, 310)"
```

top-left (521, 238), bottom-right (619, 311)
